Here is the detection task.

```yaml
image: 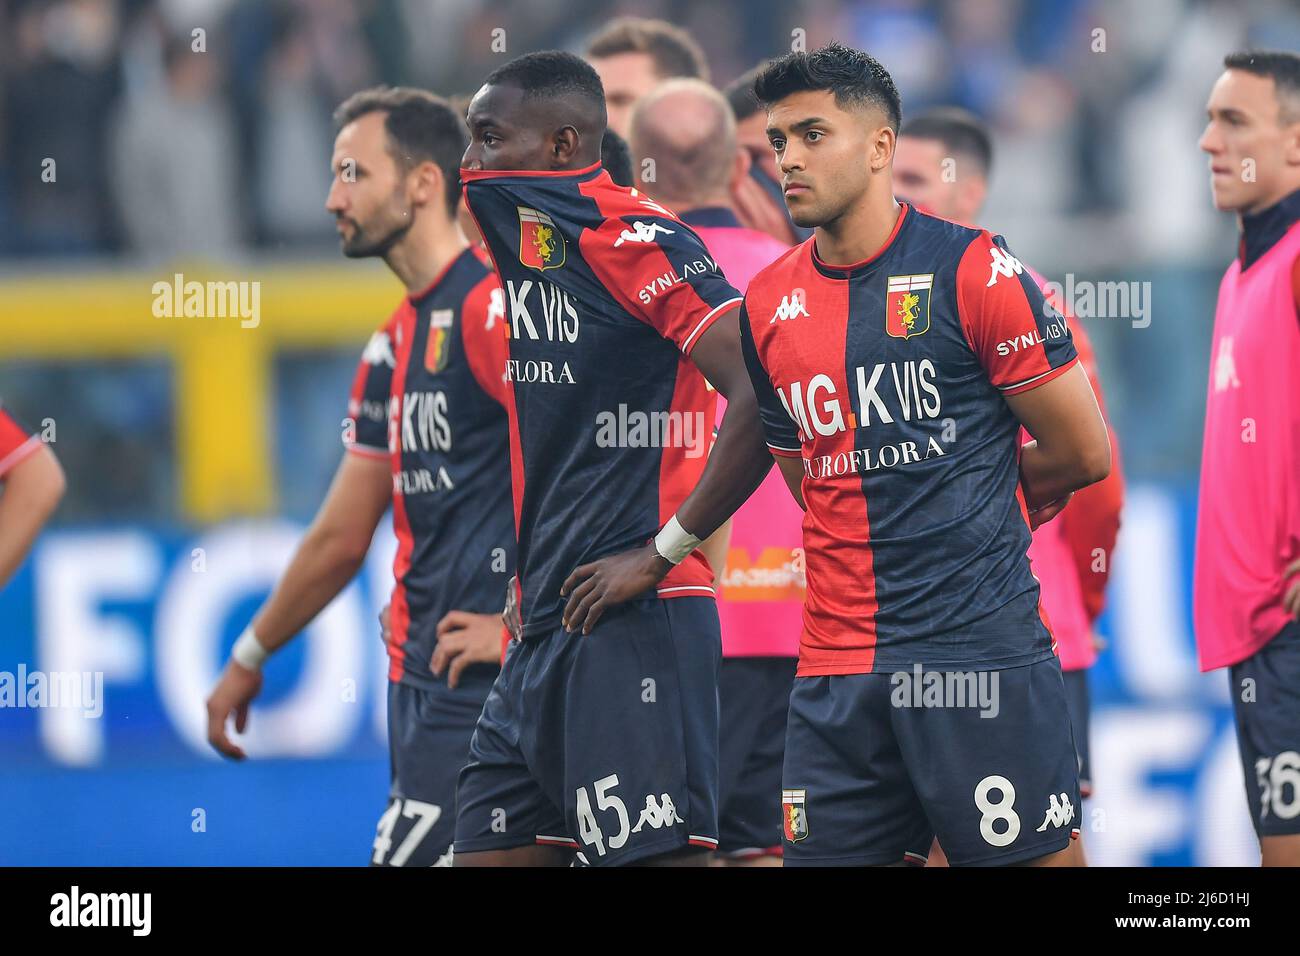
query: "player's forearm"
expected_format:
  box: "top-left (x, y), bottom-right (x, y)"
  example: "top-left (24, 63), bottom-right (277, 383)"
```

top-left (1018, 436), bottom-right (1110, 510)
top-left (0, 448), bottom-right (65, 587)
top-left (249, 525), bottom-right (370, 651)
top-left (674, 392), bottom-right (772, 540)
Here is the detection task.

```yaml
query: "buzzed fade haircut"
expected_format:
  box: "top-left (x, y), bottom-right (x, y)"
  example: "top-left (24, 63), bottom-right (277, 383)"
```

top-left (587, 16), bottom-right (710, 83)
top-left (484, 50), bottom-right (608, 128)
top-left (334, 86), bottom-right (467, 215)
top-left (1224, 50), bottom-right (1300, 123)
top-left (901, 106), bottom-right (993, 176)
top-left (754, 41), bottom-right (902, 132)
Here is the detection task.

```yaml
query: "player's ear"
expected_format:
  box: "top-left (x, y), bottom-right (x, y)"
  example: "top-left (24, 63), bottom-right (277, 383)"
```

top-left (729, 145), bottom-right (752, 192)
top-left (1284, 117), bottom-right (1300, 167)
top-left (552, 126), bottom-right (581, 167)
top-left (870, 124), bottom-right (896, 172)
top-left (411, 160), bottom-right (442, 207)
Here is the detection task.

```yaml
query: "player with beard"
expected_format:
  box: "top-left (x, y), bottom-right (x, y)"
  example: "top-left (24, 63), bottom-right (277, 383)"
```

top-left (205, 87), bottom-right (514, 867)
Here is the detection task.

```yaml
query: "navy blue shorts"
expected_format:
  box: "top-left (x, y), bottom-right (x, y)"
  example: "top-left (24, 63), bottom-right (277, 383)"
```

top-left (453, 596), bottom-right (722, 866)
top-left (370, 668), bottom-right (495, 867)
top-left (1230, 619), bottom-right (1300, 838)
top-left (782, 655), bottom-right (1080, 867)
top-left (718, 656), bottom-right (797, 857)
top-left (1061, 667), bottom-right (1092, 798)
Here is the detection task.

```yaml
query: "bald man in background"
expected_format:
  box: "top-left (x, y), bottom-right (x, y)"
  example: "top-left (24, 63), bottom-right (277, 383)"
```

top-left (630, 79), bottom-right (798, 866)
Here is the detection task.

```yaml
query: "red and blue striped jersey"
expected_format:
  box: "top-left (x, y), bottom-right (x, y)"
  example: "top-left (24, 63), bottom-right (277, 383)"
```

top-left (740, 204), bottom-right (1078, 675)
top-left (461, 162), bottom-right (743, 637)
top-left (345, 246), bottom-right (515, 687)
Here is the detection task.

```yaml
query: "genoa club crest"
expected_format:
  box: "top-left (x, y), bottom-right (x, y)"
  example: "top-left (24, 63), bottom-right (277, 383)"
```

top-left (424, 309), bottom-right (455, 373)
top-left (517, 206), bottom-right (565, 271)
top-left (886, 273), bottom-right (933, 339)
top-left (782, 788), bottom-right (809, 842)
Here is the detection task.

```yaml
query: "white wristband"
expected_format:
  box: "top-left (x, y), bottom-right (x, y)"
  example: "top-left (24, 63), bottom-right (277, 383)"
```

top-left (232, 626), bottom-right (270, 670)
top-left (653, 514), bottom-right (702, 565)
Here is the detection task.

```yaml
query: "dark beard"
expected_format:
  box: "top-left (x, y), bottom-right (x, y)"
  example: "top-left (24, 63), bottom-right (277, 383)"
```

top-left (339, 214), bottom-right (413, 259)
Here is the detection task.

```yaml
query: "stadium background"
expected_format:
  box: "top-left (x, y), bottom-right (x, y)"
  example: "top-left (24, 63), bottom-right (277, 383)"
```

top-left (1, 0), bottom-right (1296, 865)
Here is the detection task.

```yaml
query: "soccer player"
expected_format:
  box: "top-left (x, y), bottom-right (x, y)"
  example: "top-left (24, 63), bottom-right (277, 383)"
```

top-left (454, 51), bottom-right (773, 867)
top-left (895, 106), bottom-right (1126, 835)
top-left (1196, 50), bottom-right (1300, 867)
top-left (741, 43), bottom-right (1110, 866)
top-left (204, 87), bottom-right (514, 868)
top-left (628, 78), bottom-right (796, 865)
top-left (0, 403), bottom-right (65, 589)
top-left (586, 16), bottom-right (710, 138)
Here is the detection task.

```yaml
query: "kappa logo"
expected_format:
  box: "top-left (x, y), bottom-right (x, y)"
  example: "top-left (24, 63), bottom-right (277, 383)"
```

top-left (486, 287), bottom-right (505, 330)
top-left (1213, 335), bottom-right (1241, 392)
top-left (770, 288), bottom-right (810, 323)
top-left (782, 788), bottom-right (809, 842)
top-left (1035, 792), bottom-right (1075, 832)
top-left (630, 793), bottom-right (685, 832)
top-left (518, 206), bottom-right (565, 271)
top-left (362, 330), bottom-right (396, 368)
top-left (986, 246), bottom-right (1025, 288)
top-left (614, 220), bottom-right (675, 247)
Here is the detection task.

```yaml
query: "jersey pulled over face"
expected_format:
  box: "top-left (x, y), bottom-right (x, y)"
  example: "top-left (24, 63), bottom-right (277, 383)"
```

top-left (460, 161), bottom-right (743, 637)
top-left (346, 246), bottom-right (515, 687)
top-left (740, 204), bottom-right (1079, 675)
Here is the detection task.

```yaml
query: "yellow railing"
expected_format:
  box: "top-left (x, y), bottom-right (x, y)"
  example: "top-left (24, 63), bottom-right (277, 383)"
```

top-left (0, 260), bottom-right (401, 521)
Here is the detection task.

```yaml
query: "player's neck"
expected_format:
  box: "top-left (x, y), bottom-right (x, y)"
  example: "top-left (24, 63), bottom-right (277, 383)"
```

top-left (386, 221), bottom-right (470, 295)
top-left (1236, 178), bottom-right (1300, 221)
top-left (815, 190), bottom-right (902, 267)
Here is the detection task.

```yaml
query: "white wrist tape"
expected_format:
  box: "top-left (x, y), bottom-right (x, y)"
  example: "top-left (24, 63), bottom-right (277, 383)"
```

top-left (232, 626), bottom-right (270, 670)
top-left (653, 514), bottom-right (702, 565)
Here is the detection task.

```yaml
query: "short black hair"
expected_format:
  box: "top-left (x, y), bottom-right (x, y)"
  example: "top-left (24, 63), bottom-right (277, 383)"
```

top-left (723, 64), bottom-right (767, 122)
top-left (484, 51), bottom-right (608, 126)
top-left (754, 42), bottom-right (902, 132)
top-left (333, 86), bottom-right (467, 215)
top-left (901, 107), bottom-right (993, 175)
top-left (1224, 50), bottom-right (1300, 122)
top-left (601, 129), bottom-right (634, 186)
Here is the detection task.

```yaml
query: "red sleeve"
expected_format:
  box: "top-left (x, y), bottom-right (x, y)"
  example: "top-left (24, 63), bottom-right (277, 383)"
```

top-left (461, 274), bottom-right (511, 408)
top-left (0, 407), bottom-right (42, 479)
top-left (579, 203), bottom-right (742, 355)
top-left (957, 231), bottom-right (1078, 395)
top-left (1060, 432), bottom-right (1124, 622)
top-left (344, 310), bottom-right (401, 458)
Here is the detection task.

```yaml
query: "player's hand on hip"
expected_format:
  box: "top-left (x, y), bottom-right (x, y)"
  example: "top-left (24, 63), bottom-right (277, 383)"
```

top-left (205, 660), bottom-right (263, 760)
top-left (560, 542), bottom-right (673, 635)
top-left (378, 602), bottom-right (393, 648)
top-left (432, 610), bottom-right (503, 689)
top-left (502, 575), bottom-right (521, 641)
top-left (1283, 557), bottom-right (1300, 619)
top-left (1027, 492), bottom-right (1072, 530)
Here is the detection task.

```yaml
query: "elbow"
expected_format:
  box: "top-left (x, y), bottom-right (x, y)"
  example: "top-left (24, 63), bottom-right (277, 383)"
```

top-left (1074, 437), bottom-right (1112, 490)
top-left (313, 524), bottom-right (371, 576)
